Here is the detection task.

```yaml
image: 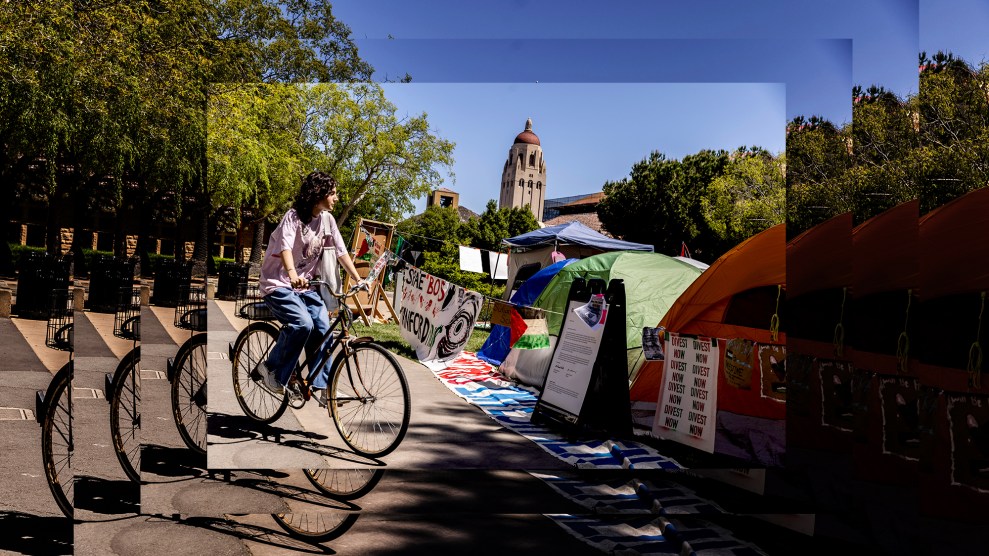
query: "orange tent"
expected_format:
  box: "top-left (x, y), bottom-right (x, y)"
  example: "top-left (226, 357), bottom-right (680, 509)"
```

top-left (630, 224), bottom-right (786, 417)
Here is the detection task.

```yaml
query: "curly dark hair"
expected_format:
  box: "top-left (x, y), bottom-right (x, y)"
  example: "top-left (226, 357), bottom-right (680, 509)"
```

top-left (292, 171), bottom-right (338, 221)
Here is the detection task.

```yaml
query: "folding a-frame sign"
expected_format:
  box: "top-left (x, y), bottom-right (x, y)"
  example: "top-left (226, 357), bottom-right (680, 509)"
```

top-left (343, 218), bottom-right (398, 325)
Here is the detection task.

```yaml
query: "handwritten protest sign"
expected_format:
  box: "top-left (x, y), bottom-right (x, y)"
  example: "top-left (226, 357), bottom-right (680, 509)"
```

top-left (398, 266), bottom-right (482, 370)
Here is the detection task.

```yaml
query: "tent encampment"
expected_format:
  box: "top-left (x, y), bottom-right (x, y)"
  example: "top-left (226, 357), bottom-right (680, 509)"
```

top-left (629, 224), bottom-right (785, 466)
top-left (502, 221), bottom-right (653, 298)
top-left (499, 250), bottom-right (703, 387)
top-left (476, 258), bottom-right (576, 367)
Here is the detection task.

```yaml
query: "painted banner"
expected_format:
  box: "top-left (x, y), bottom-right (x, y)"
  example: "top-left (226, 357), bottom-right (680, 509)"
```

top-left (398, 266), bottom-right (483, 370)
top-left (758, 344), bottom-right (787, 402)
top-left (652, 332), bottom-right (720, 453)
top-left (947, 393), bottom-right (989, 493)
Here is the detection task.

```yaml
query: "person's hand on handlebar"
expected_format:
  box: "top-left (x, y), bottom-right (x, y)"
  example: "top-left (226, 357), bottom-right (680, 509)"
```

top-left (347, 278), bottom-right (371, 295)
top-left (289, 271), bottom-right (308, 289)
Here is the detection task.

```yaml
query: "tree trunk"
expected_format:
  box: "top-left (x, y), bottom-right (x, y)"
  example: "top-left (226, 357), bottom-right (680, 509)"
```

top-left (191, 203), bottom-right (210, 278)
top-left (249, 221), bottom-right (265, 265)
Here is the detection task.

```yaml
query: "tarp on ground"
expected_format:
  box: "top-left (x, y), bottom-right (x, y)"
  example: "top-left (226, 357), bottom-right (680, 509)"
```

top-left (501, 221), bottom-right (653, 299)
top-left (629, 224), bottom-right (786, 466)
top-left (476, 258), bottom-right (576, 367)
top-left (499, 251), bottom-right (703, 387)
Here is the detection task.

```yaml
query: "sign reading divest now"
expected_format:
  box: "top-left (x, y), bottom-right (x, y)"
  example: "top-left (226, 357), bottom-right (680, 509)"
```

top-left (652, 332), bottom-right (719, 453)
top-left (398, 266), bottom-right (483, 370)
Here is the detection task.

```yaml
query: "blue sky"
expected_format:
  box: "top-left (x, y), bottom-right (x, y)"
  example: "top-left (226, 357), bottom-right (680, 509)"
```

top-left (382, 83), bottom-right (786, 215)
top-left (327, 0), bottom-right (987, 217)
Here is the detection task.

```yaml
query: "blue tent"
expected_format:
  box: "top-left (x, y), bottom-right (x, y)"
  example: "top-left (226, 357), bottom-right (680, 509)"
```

top-left (477, 258), bottom-right (576, 366)
top-left (504, 221), bottom-right (654, 251)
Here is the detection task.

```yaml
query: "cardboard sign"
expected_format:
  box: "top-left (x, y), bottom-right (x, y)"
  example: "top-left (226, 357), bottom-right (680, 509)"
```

top-left (490, 300), bottom-right (514, 328)
top-left (652, 332), bottom-right (720, 453)
top-left (725, 338), bottom-right (754, 389)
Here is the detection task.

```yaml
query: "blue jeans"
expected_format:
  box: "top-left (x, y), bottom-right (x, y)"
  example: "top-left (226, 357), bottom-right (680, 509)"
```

top-left (263, 288), bottom-right (335, 389)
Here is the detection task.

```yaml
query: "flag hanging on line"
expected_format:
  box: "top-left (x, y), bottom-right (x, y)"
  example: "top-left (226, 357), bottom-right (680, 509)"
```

top-left (509, 306), bottom-right (550, 350)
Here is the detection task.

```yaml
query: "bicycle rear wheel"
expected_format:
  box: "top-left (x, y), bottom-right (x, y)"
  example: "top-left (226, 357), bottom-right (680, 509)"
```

top-left (41, 362), bottom-right (74, 519)
top-left (171, 333), bottom-right (207, 454)
top-left (109, 349), bottom-right (141, 482)
top-left (329, 343), bottom-right (410, 458)
top-left (304, 468), bottom-right (383, 500)
top-left (271, 512), bottom-right (358, 542)
top-left (231, 322), bottom-right (288, 423)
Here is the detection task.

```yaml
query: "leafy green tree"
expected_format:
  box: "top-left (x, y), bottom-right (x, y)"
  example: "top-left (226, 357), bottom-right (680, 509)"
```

top-left (597, 149), bottom-right (730, 261)
top-left (702, 150), bottom-right (785, 248)
top-left (302, 83), bottom-right (456, 228)
top-left (461, 200), bottom-right (539, 252)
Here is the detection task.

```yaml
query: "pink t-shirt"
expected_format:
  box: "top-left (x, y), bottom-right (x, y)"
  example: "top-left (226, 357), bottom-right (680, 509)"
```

top-left (259, 209), bottom-right (347, 296)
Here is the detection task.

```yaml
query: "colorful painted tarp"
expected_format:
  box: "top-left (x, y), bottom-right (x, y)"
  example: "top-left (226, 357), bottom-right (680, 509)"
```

top-left (397, 265), bottom-right (483, 369)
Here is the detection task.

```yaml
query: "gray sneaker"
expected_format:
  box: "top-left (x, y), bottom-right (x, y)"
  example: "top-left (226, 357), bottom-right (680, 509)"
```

top-left (258, 361), bottom-right (284, 395)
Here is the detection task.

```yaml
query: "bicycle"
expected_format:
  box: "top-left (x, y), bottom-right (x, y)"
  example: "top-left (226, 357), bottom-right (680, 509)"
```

top-left (229, 254), bottom-right (411, 458)
top-left (106, 287), bottom-right (141, 482)
top-left (167, 285), bottom-right (207, 454)
top-left (37, 288), bottom-right (75, 518)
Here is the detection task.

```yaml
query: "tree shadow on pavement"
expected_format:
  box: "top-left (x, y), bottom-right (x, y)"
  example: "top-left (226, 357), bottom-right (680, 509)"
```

top-left (0, 511), bottom-right (73, 555)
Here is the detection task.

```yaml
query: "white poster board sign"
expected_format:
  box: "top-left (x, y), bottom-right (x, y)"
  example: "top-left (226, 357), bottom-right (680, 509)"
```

top-left (652, 332), bottom-right (720, 453)
top-left (539, 295), bottom-right (608, 417)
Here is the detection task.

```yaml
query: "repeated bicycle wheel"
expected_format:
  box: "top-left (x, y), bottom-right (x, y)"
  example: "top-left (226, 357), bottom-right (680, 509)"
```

top-left (329, 343), bottom-right (411, 458)
top-left (41, 361), bottom-right (74, 519)
top-left (109, 349), bottom-right (141, 482)
top-left (271, 511), bottom-right (358, 542)
top-left (304, 468), bottom-right (384, 500)
top-left (231, 322), bottom-right (288, 424)
top-left (171, 333), bottom-right (207, 454)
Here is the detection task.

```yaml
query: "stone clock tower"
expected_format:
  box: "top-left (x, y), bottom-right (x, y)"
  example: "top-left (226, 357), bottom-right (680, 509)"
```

top-left (499, 118), bottom-right (546, 221)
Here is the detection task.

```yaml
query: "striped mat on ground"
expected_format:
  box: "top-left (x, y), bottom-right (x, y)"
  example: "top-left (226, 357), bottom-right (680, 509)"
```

top-left (548, 515), bottom-right (769, 556)
top-left (430, 352), bottom-right (683, 469)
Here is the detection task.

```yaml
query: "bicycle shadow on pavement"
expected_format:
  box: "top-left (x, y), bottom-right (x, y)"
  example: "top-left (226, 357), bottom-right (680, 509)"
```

top-left (183, 515), bottom-right (341, 555)
top-left (0, 511), bottom-right (73, 555)
top-left (208, 412), bottom-right (329, 444)
top-left (140, 444), bottom-right (208, 481)
top-left (74, 475), bottom-right (141, 516)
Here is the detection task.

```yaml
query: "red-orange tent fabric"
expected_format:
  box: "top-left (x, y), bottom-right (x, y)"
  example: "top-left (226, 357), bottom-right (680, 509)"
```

top-left (630, 224), bottom-right (786, 415)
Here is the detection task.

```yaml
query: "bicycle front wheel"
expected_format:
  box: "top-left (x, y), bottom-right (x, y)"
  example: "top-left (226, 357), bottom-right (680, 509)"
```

top-left (231, 322), bottom-right (288, 424)
top-left (109, 349), bottom-right (141, 482)
top-left (41, 362), bottom-right (74, 519)
top-left (272, 512), bottom-right (358, 542)
top-left (171, 333), bottom-right (207, 454)
top-left (304, 468), bottom-right (383, 500)
top-left (329, 343), bottom-right (410, 458)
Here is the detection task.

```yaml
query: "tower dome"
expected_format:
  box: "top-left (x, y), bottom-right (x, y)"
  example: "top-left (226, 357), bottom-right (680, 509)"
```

top-left (514, 118), bottom-right (541, 146)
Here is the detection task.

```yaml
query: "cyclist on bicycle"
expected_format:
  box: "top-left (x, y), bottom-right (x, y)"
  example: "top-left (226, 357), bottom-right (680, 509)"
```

top-left (257, 171), bottom-right (364, 404)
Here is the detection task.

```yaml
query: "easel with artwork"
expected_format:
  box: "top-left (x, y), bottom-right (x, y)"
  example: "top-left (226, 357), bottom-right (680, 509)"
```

top-left (343, 218), bottom-right (398, 325)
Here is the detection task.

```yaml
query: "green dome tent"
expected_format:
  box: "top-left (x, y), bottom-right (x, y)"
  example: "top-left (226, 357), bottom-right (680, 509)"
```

top-left (500, 251), bottom-right (704, 387)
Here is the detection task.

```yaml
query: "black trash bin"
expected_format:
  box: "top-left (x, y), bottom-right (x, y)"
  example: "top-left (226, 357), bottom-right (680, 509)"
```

top-left (151, 258), bottom-right (193, 307)
top-left (88, 255), bottom-right (137, 313)
top-left (16, 251), bottom-right (71, 320)
top-left (217, 262), bottom-right (250, 301)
